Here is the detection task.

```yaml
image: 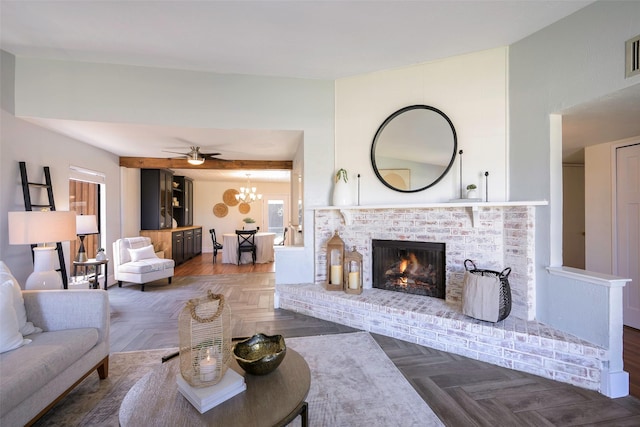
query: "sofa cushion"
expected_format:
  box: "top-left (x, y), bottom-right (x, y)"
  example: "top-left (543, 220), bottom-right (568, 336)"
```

top-left (118, 258), bottom-right (174, 274)
top-left (128, 244), bottom-right (157, 262)
top-left (0, 261), bottom-right (41, 336)
top-left (0, 328), bottom-right (99, 414)
top-left (0, 280), bottom-right (28, 354)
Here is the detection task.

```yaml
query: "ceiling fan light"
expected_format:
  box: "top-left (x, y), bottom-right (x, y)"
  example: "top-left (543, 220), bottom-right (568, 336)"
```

top-left (187, 158), bottom-right (205, 165)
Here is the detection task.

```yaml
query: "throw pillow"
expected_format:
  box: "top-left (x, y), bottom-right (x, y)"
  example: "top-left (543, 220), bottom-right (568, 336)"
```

top-left (0, 261), bottom-right (41, 335)
top-left (0, 279), bottom-right (30, 353)
top-left (128, 245), bottom-right (158, 262)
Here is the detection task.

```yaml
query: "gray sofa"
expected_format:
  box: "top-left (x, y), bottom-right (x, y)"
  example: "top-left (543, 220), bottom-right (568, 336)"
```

top-left (0, 289), bottom-right (110, 426)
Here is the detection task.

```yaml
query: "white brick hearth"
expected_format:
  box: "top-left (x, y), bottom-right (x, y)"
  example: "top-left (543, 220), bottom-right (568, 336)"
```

top-left (276, 283), bottom-right (607, 392)
top-left (276, 201), bottom-right (615, 393)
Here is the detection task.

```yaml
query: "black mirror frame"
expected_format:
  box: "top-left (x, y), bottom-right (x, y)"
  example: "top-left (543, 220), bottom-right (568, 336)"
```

top-left (370, 105), bottom-right (458, 193)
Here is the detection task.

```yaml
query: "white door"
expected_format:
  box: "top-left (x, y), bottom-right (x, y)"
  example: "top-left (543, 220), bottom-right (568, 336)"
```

top-left (263, 194), bottom-right (289, 244)
top-left (617, 143), bottom-right (640, 329)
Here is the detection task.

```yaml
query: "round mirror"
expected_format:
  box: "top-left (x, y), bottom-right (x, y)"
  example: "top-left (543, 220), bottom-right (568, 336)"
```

top-left (371, 105), bottom-right (457, 193)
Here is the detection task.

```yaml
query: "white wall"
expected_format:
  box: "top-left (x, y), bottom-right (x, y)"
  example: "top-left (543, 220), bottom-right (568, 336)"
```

top-left (11, 57), bottom-right (335, 283)
top-left (509, 1), bottom-right (640, 325)
top-left (1, 53), bottom-right (122, 285)
top-left (193, 180), bottom-right (290, 253)
top-left (585, 143), bottom-right (614, 274)
top-left (335, 47), bottom-right (508, 205)
top-left (562, 164), bottom-right (585, 269)
top-left (119, 167), bottom-right (141, 238)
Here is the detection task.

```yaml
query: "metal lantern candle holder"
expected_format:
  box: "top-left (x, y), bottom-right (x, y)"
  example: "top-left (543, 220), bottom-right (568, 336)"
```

top-left (178, 291), bottom-right (231, 387)
top-left (344, 246), bottom-right (363, 294)
top-left (325, 230), bottom-right (345, 291)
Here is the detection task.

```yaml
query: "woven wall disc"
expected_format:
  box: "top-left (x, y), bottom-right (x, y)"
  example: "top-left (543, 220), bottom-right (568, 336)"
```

top-left (213, 203), bottom-right (228, 218)
top-left (238, 202), bottom-right (251, 214)
top-left (223, 189), bottom-right (240, 206)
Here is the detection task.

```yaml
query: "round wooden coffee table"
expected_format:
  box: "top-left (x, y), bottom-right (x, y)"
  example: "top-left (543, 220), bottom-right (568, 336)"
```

top-left (119, 349), bottom-right (310, 426)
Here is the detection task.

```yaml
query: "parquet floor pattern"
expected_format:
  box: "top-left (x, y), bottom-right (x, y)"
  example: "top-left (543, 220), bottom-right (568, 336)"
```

top-left (108, 256), bottom-right (640, 426)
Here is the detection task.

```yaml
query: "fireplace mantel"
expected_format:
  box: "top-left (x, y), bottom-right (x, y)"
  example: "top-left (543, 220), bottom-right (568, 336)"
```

top-left (314, 200), bottom-right (548, 226)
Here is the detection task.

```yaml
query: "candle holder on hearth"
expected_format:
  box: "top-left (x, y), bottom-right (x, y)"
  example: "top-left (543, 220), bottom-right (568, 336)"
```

top-left (178, 290), bottom-right (231, 387)
top-left (325, 230), bottom-right (345, 291)
top-left (343, 246), bottom-right (363, 295)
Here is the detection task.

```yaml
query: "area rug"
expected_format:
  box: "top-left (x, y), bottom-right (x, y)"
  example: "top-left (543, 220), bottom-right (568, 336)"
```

top-left (34, 332), bottom-right (443, 426)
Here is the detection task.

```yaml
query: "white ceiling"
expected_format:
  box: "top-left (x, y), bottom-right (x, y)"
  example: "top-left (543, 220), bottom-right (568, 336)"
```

top-left (3, 0), bottom-right (638, 174)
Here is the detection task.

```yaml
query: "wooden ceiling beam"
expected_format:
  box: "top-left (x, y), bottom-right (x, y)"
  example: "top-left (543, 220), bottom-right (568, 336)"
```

top-left (119, 157), bottom-right (292, 170)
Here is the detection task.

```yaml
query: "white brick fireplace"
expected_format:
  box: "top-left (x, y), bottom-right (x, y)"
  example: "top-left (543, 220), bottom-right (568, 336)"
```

top-left (276, 201), bottom-right (617, 394)
top-left (315, 203), bottom-right (541, 320)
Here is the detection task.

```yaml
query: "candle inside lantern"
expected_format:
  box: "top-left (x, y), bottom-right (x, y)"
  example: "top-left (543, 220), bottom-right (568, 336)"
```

top-left (199, 347), bottom-right (217, 382)
top-left (348, 271), bottom-right (359, 289)
top-left (330, 265), bottom-right (343, 285)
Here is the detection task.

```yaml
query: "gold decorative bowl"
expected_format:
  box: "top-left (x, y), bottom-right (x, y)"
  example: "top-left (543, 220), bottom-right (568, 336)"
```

top-left (232, 333), bottom-right (286, 375)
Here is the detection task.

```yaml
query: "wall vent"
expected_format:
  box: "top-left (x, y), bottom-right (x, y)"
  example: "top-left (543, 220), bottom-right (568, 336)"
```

top-left (626, 35), bottom-right (640, 78)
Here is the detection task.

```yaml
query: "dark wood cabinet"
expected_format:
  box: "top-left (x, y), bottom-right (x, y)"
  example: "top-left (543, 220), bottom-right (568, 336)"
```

top-left (194, 227), bottom-right (202, 255)
top-left (172, 231), bottom-right (184, 265)
top-left (141, 169), bottom-right (173, 230)
top-left (172, 176), bottom-right (193, 227)
top-left (184, 229), bottom-right (194, 262)
top-left (140, 226), bottom-right (202, 266)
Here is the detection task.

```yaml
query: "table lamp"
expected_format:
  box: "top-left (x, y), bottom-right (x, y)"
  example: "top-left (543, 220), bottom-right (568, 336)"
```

top-left (75, 214), bottom-right (99, 262)
top-left (8, 211), bottom-right (77, 289)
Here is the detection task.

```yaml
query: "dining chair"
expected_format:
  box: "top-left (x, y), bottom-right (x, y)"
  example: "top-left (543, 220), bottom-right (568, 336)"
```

top-left (279, 227), bottom-right (288, 245)
top-left (235, 230), bottom-right (257, 265)
top-left (209, 229), bottom-right (223, 263)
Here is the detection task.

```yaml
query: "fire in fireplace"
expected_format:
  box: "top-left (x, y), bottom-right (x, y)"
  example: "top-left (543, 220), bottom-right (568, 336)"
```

top-left (372, 239), bottom-right (446, 298)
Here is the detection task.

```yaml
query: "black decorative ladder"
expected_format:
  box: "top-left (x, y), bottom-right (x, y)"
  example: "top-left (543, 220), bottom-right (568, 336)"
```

top-left (19, 161), bottom-right (69, 289)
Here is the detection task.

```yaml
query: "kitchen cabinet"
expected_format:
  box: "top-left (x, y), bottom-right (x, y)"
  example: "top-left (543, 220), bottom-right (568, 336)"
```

top-left (140, 226), bottom-right (202, 266)
top-left (172, 176), bottom-right (193, 227)
top-left (141, 169), bottom-right (173, 230)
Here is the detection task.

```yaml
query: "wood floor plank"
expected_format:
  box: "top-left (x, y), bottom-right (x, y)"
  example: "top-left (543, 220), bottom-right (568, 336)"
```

top-left (534, 400), bottom-right (635, 426)
top-left (104, 254), bottom-right (640, 425)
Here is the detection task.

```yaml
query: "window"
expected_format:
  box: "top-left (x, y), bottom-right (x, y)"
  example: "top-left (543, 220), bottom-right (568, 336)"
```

top-left (68, 166), bottom-right (105, 266)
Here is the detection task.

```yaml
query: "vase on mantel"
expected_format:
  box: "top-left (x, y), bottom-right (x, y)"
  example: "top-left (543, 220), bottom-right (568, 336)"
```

top-left (332, 168), bottom-right (353, 206)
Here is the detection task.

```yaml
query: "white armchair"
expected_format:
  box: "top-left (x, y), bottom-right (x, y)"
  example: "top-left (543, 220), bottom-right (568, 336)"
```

top-left (112, 237), bottom-right (174, 291)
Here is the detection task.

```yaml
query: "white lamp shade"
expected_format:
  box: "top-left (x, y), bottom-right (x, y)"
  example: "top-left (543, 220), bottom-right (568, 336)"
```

top-left (76, 214), bottom-right (99, 235)
top-left (8, 211), bottom-right (77, 245)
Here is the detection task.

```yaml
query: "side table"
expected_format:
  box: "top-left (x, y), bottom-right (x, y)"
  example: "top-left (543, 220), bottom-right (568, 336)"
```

top-left (72, 258), bottom-right (109, 290)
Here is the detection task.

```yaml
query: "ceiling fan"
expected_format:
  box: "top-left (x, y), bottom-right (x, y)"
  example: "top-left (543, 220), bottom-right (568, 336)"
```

top-left (162, 146), bottom-right (222, 165)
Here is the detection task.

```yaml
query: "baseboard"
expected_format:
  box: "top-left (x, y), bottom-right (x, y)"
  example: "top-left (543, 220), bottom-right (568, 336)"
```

top-left (600, 369), bottom-right (629, 398)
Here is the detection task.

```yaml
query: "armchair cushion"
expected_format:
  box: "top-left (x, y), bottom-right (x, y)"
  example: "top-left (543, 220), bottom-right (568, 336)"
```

top-left (128, 244), bottom-right (157, 262)
top-left (118, 258), bottom-right (174, 274)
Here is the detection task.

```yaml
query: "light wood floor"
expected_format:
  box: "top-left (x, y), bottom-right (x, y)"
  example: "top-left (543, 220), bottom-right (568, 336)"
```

top-left (109, 253), bottom-right (640, 425)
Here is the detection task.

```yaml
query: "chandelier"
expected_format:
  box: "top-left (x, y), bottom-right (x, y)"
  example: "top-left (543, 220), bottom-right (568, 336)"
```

top-left (235, 174), bottom-right (262, 203)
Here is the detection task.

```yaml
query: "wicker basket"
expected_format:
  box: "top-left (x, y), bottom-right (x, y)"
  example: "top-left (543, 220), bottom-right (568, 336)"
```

top-left (178, 291), bottom-right (231, 387)
top-left (464, 259), bottom-right (512, 322)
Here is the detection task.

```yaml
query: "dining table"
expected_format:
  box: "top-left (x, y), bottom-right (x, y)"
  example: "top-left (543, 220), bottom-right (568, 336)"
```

top-left (222, 232), bottom-right (276, 264)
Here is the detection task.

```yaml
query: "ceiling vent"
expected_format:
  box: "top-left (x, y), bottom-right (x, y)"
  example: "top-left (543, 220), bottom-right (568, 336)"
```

top-left (626, 34), bottom-right (640, 78)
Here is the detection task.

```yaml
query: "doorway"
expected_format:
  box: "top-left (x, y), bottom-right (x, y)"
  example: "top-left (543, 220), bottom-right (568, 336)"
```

top-left (617, 143), bottom-right (640, 329)
top-left (263, 193), bottom-right (289, 244)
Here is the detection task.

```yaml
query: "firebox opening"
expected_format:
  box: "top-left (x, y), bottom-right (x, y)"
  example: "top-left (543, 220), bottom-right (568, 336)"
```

top-left (372, 239), bottom-right (446, 298)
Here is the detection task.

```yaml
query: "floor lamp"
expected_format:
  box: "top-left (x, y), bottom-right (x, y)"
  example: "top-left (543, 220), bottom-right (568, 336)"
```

top-left (8, 211), bottom-right (77, 290)
top-left (75, 214), bottom-right (99, 262)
